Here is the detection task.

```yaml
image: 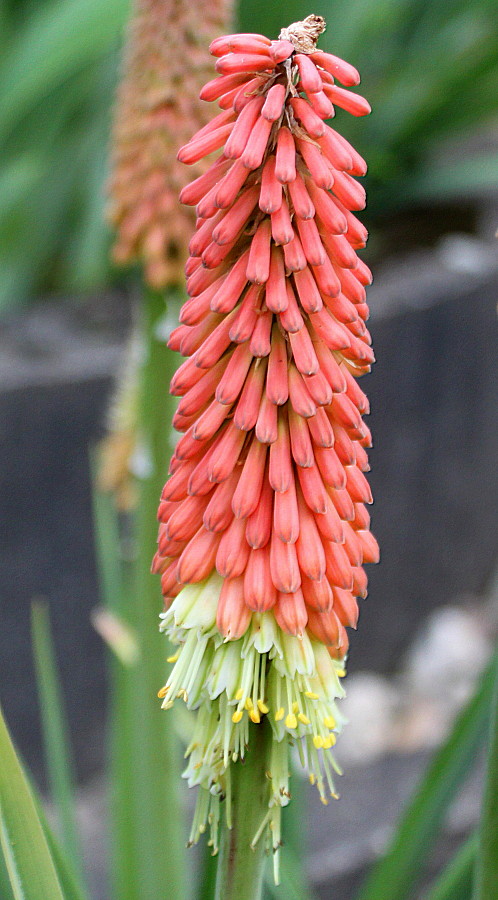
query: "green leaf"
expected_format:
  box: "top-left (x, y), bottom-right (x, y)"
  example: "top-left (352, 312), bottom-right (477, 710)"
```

top-left (0, 705), bottom-right (65, 900)
top-left (0, 154), bottom-right (42, 223)
top-left (90, 459), bottom-right (142, 900)
top-left (0, 0), bottom-right (129, 137)
top-left (400, 153), bottom-right (498, 204)
top-left (121, 286), bottom-right (187, 900)
top-left (473, 653), bottom-right (498, 898)
top-left (0, 842), bottom-right (15, 900)
top-left (34, 795), bottom-right (89, 900)
top-left (31, 601), bottom-right (86, 893)
top-left (91, 287), bottom-right (188, 900)
top-left (424, 833), bottom-right (477, 900)
top-left (355, 652), bottom-right (498, 900)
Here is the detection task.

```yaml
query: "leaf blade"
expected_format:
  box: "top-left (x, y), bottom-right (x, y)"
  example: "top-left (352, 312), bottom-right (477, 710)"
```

top-left (31, 601), bottom-right (86, 892)
top-left (424, 833), bottom-right (477, 900)
top-left (355, 652), bottom-right (497, 900)
top-left (473, 653), bottom-right (498, 898)
top-left (0, 705), bottom-right (65, 900)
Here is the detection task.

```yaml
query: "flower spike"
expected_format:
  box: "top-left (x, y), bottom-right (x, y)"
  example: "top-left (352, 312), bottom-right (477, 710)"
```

top-left (155, 14), bottom-right (376, 876)
top-left (108, 0), bottom-right (233, 289)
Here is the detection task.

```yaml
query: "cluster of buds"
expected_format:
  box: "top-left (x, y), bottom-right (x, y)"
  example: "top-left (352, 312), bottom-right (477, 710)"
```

top-left (153, 15), bottom-right (378, 872)
top-left (108, 0), bottom-right (232, 288)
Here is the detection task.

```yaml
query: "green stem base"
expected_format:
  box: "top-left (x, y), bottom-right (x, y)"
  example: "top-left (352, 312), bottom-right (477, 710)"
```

top-left (215, 720), bottom-right (273, 900)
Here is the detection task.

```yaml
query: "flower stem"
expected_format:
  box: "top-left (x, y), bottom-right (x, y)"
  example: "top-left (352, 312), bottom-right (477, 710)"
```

top-left (215, 719), bottom-right (273, 900)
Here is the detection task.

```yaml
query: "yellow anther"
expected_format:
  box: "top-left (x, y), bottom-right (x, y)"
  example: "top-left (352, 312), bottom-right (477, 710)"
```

top-left (232, 710), bottom-right (244, 724)
top-left (249, 710), bottom-right (261, 724)
top-left (235, 688), bottom-right (243, 701)
top-left (275, 707), bottom-right (285, 721)
top-left (336, 669), bottom-right (346, 678)
top-left (320, 796), bottom-right (329, 806)
top-left (322, 735), bottom-right (336, 749)
top-left (331, 792), bottom-right (340, 800)
top-left (161, 700), bottom-right (174, 710)
top-left (245, 697), bottom-right (254, 710)
top-left (323, 716), bottom-right (336, 729)
top-left (292, 702), bottom-right (299, 713)
top-left (309, 773), bottom-right (316, 785)
top-left (167, 653), bottom-right (179, 663)
top-left (157, 686), bottom-right (168, 698)
top-left (305, 691), bottom-right (319, 700)
top-left (285, 713), bottom-right (298, 730)
top-left (313, 735), bottom-right (324, 749)
top-left (298, 713), bottom-right (310, 725)
top-left (257, 700), bottom-right (269, 714)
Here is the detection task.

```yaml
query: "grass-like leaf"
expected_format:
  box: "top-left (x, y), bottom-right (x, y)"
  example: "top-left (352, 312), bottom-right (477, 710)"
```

top-left (90, 453), bottom-right (142, 900)
top-left (354, 651), bottom-right (498, 900)
top-left (0, 0), bottom-right (129, 137)
top-left (0, 705), bottom-right (65, 900)
top-left (473, 653), bottom-right (498, 899)
top-left (423, 833), bottom-right (477, 900)
top-left (31, 601), bottom-right (86, 893)
top-left (33, 793), bottom-right (89, 900)
top-left (92, 287), bottom-right (188, 900)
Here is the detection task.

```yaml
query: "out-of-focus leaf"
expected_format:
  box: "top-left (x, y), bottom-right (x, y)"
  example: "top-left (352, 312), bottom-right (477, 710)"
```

top-left (121, 286), bottom-right (187, 900)
top-left (264, 848), bottom-right (319, 900)
top-left (33, 795), bottom-right (89, 900)
top-left (31, 601), bottom-right (86, 893)
top-left (376, 152), bottom-right (498, 210)
top-left (0, 844), bottom-right (15, 900)
top-left (355, 652), bottom-right (498, 900)
top-left (424, 833), bottom-right (477, 900)
top-left (0, 0), bottom-right (129, 137)
top-left (0, 154), bottom-right (42, 222)
top-left (91, 291), bottom-right (188, 900)
top-left (473, 654), bottom-right (498, 899)
top-left (90, 452), bottom-right (142, 900)
top-left (0, 705), bottom-right (65, 900)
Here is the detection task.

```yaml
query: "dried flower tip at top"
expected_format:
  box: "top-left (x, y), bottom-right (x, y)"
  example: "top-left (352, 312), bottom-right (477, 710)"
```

top-left (279, 15), bottom-right (326, 54)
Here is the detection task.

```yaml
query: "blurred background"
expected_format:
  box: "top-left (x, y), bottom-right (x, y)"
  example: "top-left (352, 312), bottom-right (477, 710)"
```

top-left (1, 0), bottom-right (497, 897)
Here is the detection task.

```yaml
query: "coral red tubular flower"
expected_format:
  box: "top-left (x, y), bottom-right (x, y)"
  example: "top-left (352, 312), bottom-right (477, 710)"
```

top-left (156, 13), bottom-right (378, 870)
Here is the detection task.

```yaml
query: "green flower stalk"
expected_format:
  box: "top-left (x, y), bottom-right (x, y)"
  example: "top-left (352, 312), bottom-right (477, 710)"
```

top-left (153, 15), bottom-right (378, 887)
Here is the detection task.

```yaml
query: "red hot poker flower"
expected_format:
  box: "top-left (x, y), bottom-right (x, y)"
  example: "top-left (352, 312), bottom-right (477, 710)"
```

top-left (155, 14), bottom-right (379, 867)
